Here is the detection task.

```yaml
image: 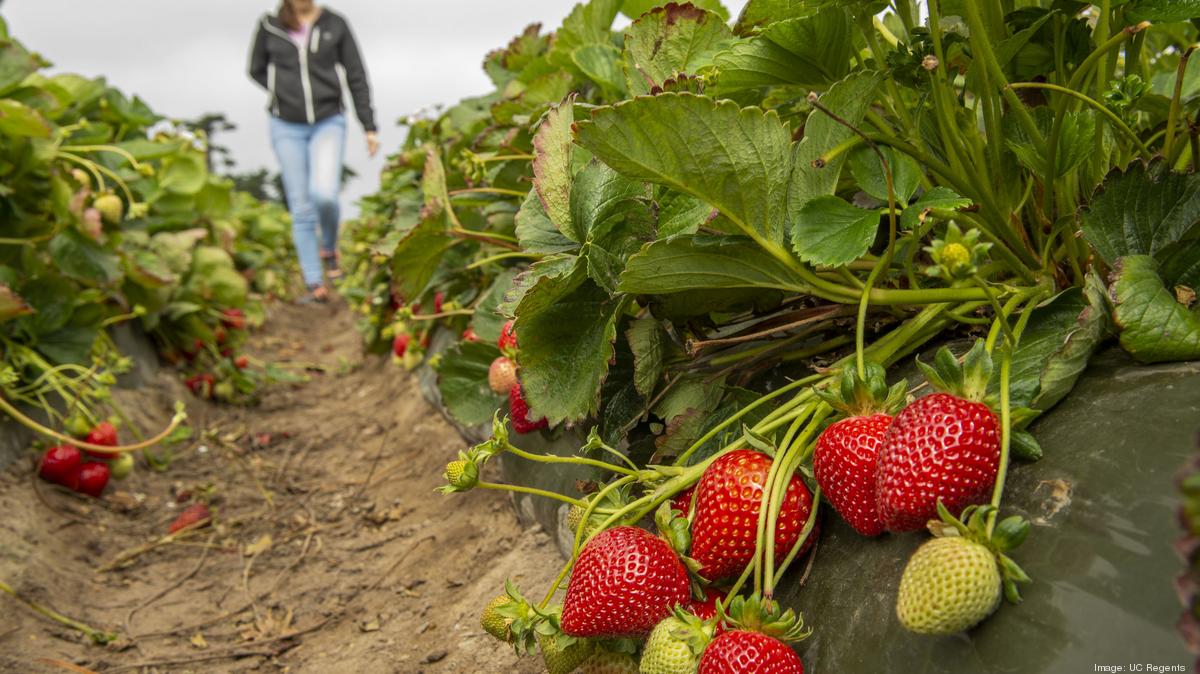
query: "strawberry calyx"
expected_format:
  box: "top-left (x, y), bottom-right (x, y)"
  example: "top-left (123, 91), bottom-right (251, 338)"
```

top-left (716, 594), bottom-right (811, 643)
top-left (814, 361), bottom-right (907, 418)
top-left (659, 605), bottom-right (718, 659)
top-left (930, 501), bottom-right (1033, 604)
top-left (489, 580), bottom-right (574, 656)
top-left (924, 222), bottom-right (992, 281)
top-left (915, 339), bottom-right (994, 405)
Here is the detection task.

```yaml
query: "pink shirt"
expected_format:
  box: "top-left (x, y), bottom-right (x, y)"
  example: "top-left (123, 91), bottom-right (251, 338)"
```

top-left (287, 22), bottom-right (311, 48)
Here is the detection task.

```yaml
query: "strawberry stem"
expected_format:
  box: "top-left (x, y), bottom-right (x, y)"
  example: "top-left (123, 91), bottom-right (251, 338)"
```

top-left (503, 443), bottom-right (640, 478)
top-left (0, 579), bottom-right (117, 644)
top-left (0, 395), bottom-right (186, 455)
top-left (764, 405), bottom-right (830, 594)
top-left (985, 291), bottom-right (1046, 536)
top-left (476, 481), bottom-right (586, 508)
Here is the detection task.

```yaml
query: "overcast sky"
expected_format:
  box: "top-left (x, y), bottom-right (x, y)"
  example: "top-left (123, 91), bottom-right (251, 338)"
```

top-left (2, 0), bottom-right (748, 213)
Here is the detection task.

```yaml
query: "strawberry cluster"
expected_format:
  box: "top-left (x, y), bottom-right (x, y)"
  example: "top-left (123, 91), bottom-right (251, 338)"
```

top-left (37, 421), bottom-right (133, 498)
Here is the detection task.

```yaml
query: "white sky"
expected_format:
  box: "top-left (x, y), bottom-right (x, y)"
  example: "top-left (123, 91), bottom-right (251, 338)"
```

top-left (2, 0), bottom-right (748, 214)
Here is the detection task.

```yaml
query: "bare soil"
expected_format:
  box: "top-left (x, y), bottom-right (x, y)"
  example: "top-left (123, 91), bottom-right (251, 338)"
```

top-left (0, 299), bottom-right (562, 673)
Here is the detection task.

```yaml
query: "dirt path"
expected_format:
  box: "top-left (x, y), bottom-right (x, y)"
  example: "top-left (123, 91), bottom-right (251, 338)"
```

top-left (0, 299), bottom-right (562, 673)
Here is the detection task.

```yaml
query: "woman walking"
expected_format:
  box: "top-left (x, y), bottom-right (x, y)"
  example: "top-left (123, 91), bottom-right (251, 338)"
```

top-left (249, 1), bottom-right (379, 303)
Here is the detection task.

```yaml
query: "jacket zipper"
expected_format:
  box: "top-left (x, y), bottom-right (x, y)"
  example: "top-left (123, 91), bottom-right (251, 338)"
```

top-left (261, 17), bottom-right (316, 124)
top-left (299, 28), bottom-right (316, 124)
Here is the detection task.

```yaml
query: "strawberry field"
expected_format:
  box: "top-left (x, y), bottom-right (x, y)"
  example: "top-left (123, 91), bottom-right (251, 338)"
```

top-left (3, 1), bottom-right (1200, 673)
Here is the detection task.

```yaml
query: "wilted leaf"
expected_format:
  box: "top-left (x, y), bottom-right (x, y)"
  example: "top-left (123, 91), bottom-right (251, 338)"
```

top-left (532, 96), bottom-right (577, 237)
top-left (1110, 255), bottom-right (1200, 363)
top-left (622, 3), bottom-right (734, 95)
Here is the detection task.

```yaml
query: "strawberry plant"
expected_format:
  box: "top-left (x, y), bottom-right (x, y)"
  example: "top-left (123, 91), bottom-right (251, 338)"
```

top-left (347, 0), bottom-right (1200, 668)
top-left (1, 17), bottom-right (298, 470)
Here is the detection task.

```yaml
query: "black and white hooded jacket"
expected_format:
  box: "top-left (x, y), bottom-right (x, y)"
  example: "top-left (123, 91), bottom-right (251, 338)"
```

top-left (248, 9), bottom-right (377, 132)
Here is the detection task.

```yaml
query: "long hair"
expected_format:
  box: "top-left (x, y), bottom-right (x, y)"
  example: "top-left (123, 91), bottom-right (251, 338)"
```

top-left (278, 1), bottom-right (299, 31)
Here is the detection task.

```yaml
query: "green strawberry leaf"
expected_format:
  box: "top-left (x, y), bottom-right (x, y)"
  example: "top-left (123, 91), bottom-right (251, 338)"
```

top-left (49, 230), bottom-right (121, 285)
top-left (619, 236), bottom-right (808, 294)
top-left (532, 96), bottom-right (577, 238)
top-left (1125, 0), bottom-right (1200, 22)
top-left (574, 43), bottom-right (627, 97)
top-left (502, 255), bottom-right (587, 318)
top-left (622, 3), bottom-right (733, 95)
top-left (1081, 161), bottom-right (1200, 272)
top-left (1005, 108), bottom-right (1095, 179)
top-left (1110, 255), bottom-right (1200, 364)
top-left (517, 281), bottom-right (627, 425)
top-left (389, 213), bottom-right (454, 303)
top-left (788, 71), bottom-right (883, 214)
top-left (792, 196), bottom-right (880, 267)
top-left (0, 99), bottom-right (50, 138)
top-left (627, 315), bottom-right (666, 398)
top-left (734, 0), bottom-right (885, 34)
top-left (899, 187), bottom-right (973, 231)
top-left (575, 92), bottom-right (794, 247)
top-left (848, 145), bottom-right (922, 204)
top-left (548, 0), bottom-right (623, 78)
top-left (437, 340), bottom-right (506, 427)
top-left (712, 6), bottom-right (853, 93)
top-left (656, 189), bottom-right (713, 237)
top-left (471, 269), bottom-right (521, 344)
top-left (516, 190), bottom-right (578, 255)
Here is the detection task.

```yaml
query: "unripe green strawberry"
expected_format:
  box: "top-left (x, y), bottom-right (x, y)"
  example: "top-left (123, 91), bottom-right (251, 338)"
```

top-left (480, 593), bottom-right (513, 642)
top-left (94, 193), bottom-right (123, 224)
top-left (109, 452), bottom-right (134, 480)
top-left (443, 459), bottom-right (478, 491)
top-left (896, 536), bottom-right (1001, 635)
top-left (640, 613), bottom-right (712, 674)
top-left (583, 649), bottom-right (639, 673)
top-left (538, 632), bottom-right (594, 674)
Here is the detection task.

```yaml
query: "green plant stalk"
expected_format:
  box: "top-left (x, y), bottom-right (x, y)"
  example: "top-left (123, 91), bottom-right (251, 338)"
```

top-left (1008, 82), bottom-right (1152, 159)
top-left (763, 405), bottom-right (830, 594)
top-left (778, 334), bottom-right (856, 364)
top-left (466, 251), bottom-right (542, 270)
top-left (1044, 21), bottom-right (1150, 215)
top-left (985, 295), bottom-right (1039, 537)
top-left (961, 0), bottom-right (1048, 155)
top-left (859, 13), bottom-right (915, 134)
top-left (0, 579), bottom-right (117, 644)
top-left (476, 481), bottom-right (585, 508)
top-left (1165, 47), bottom-right (1196, 164)
top-left (772, 486), bottom-right (822, 588)
top-left (504, 443), bottom-right (639, 477)
top-left (752, 430), bottom-right (793, 594)
top-left (0, 395), bottom-right (185, 455)
top-left (674, 375), bottom-right (821, 466)
top-left (1092, 0), bottom-right (1112, 183)
top-left (59, 144), bottom-right (147, 172)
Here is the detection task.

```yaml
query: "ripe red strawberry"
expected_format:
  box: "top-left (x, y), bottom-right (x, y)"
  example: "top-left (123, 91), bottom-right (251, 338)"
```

top-left (876, 343), bottom-right (1000, 533)
top-left (433, 291), bottom-right (445, 314)
top-left (560, 526), bottom-right (691, 638)
top-left (690, 450), bottom-right (817, 580)
top-left (498, 320), bottom-right (518, 353)
top-left (235, 355), bottom-right (250, 369)
top-left (813, 363), bottom-right (907, 537)
top-left (462, 327), bottom-right (479, 342)
top-left (814, 414), bottom-right (891, 536)
top-left (488, 356), bottom-right (518, 394)
top-left (77, 462), bottom-right (110, 497)
top-left (392, 333), bottom-right (411, 358)
top-left (185, 373), bottom-right (215, 398)
top-left (82, 421), bottom-right (119, 459)
top-left (509, 384), bottom-right (547, 434)
top-left (876, 393), bottom-right (999, 532)
top-left (688, 587), bottom-right (724, 622)
top-left (671, 486), bottom-right (696, 517)
top-left (39, 446), bottom-right (82, 488)
top-left (169, 503), bottom-right (212, 534)
top-left (698, 630), bottom-right (804, 674)
top-left (220, 308), bottom-right (246, 330)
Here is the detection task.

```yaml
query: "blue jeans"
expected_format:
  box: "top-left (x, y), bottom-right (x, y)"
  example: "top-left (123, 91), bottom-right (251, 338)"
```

top-left (269, 114), bottom-right (346, 288)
